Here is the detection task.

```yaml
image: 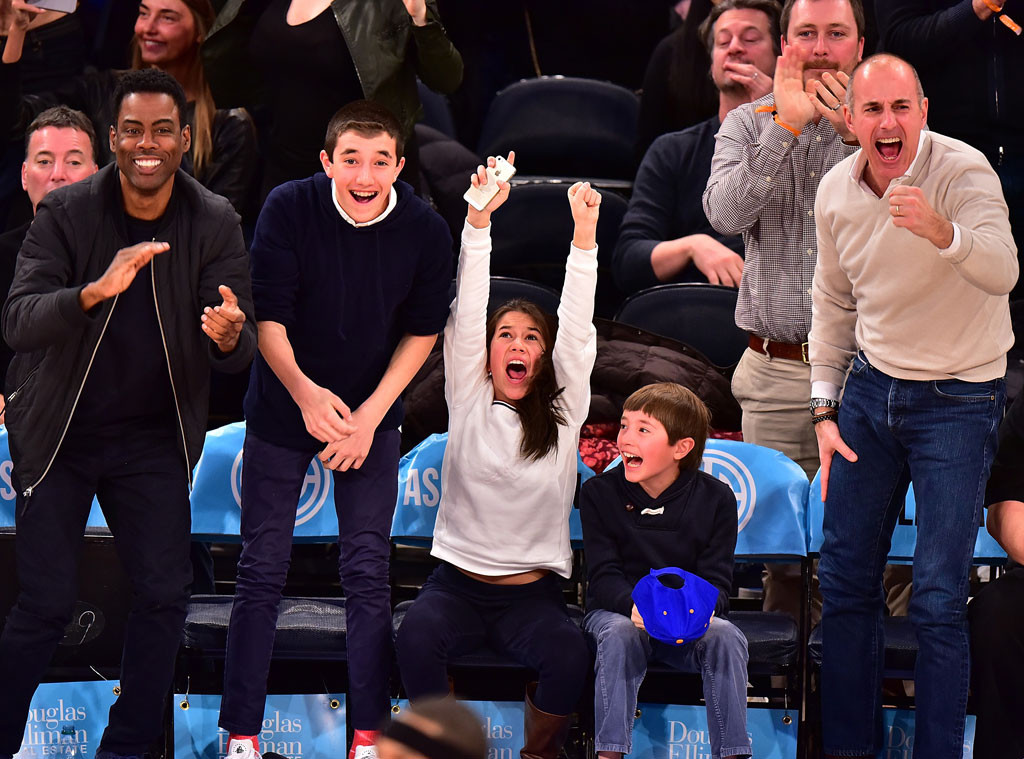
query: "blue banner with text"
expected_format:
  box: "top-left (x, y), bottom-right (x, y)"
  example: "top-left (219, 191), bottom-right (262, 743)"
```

top-left (173, 693), bottom-right (346, 759)
top-left (14, 681), bottom-right (120, 759)
top-left (390, 432), bottom-right (593, 545)
top-left (392, 699), bottom-right (524, 757)
top-left (631, 704), bottom-right (798, 758)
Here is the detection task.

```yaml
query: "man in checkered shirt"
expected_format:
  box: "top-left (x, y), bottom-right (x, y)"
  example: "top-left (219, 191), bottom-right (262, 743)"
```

top-left (703, 0), bottom-right (864, 620)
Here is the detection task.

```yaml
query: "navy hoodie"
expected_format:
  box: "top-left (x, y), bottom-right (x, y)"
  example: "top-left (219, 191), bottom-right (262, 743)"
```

top-left (244, 175), bottom-right (452, 449)
top-left (581, 464), bottom-right (738, 618)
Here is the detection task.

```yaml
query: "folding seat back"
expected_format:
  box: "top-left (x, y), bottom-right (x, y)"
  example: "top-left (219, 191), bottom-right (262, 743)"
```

top-left (477, 76), bottom-right (639, 181)
top-left (487, 181), bottom-right (629, 318)
top-left (416, 79), bottom-right (457, 139)
top-left (614, 283), bottom-right (748, 369)
top-left (447, 276), bottom-right (564, 321)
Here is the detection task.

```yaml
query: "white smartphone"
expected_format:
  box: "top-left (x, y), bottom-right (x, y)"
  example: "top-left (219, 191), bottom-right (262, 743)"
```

top-left (27, 0), bottom-right (78, 11)
top-left (463, 155), bottom-right (517, 211)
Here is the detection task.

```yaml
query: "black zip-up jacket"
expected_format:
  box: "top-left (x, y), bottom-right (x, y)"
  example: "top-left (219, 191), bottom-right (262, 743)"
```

top-left (1, 165), bottom-right (256, 495)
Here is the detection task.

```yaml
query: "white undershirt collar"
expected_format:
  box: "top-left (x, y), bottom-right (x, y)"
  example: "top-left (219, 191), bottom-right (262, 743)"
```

top-left (330, 180), bottom-right (397, 227)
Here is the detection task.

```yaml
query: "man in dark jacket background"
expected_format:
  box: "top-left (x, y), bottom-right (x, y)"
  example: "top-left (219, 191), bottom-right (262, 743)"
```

top-left (0, 68), bottom-right (255, 759)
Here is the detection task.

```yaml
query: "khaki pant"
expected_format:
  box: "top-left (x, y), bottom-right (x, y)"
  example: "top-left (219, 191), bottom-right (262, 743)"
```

top-left (730, 347), bottom-right (818, 477)
top-left (732, 348), bottom-right (818, 621)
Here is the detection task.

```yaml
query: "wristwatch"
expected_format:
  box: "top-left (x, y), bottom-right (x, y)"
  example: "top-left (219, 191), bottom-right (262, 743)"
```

top-left (809, 397), bottom-right (840, 414)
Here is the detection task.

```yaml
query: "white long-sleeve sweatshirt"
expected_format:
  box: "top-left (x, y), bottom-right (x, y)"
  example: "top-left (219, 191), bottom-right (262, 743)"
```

top-left (430, 221), bottom-right (598, 578)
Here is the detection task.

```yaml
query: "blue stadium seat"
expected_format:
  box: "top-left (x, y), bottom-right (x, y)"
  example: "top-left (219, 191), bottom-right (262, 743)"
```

top-left (614, 283), bottom-right (748, 369)
top-left (477, 76), bottom-right (639, 181)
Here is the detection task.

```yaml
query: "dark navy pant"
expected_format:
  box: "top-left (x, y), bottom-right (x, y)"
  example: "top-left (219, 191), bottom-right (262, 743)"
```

top-left (396, 562), bottom-right (590, 715)
top-left (0, 425), bottom-right (192, 756)
top-left (219, 429), bottom-right (399, 734)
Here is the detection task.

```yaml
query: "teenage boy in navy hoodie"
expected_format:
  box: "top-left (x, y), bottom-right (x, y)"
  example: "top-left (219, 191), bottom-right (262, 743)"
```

top-left (580, 382), bottom-right (750, 759)
top-left (219, 100), bottom-right (452, 759)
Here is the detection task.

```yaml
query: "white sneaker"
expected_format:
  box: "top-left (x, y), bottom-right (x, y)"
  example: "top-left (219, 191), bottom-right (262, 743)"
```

top-left (352, 745), bottom-right (378, 759)
top-left (227, 738), bottom-right (262, 759)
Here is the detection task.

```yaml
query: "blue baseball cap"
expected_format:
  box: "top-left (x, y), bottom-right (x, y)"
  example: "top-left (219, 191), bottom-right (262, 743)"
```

top-left (631, 567), bottom-right (717, 645)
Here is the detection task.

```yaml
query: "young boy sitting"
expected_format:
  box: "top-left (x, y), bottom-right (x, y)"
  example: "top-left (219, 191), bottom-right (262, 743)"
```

top-left (580, 382), bottom-right (751, 759)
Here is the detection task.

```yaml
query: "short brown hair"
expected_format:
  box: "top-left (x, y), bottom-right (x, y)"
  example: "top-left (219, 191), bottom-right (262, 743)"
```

top-left (323, 100), bottom-right (405, 159)
top-left (699, 0), bottom-right (783, 55)
top-left (780, 0), bottom-right (865, 41)
top-left (25, 106), bottom-right (97, 164)
top-left (623, 383), bottom-right (710, 471)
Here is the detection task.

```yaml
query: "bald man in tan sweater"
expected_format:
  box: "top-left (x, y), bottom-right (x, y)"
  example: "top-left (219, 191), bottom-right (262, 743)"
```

top-left (808, 54), bottom-right (1017, 759)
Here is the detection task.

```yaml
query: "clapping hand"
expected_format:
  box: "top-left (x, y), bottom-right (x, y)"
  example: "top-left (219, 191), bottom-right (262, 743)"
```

top-left (318, 407), bottom-right (375, 471)
top-left (201, 285), bottom-right (246, 353)
top-left (773, 46), bottom-right (815, 130)
top-left (79, 241), bottom-right (168, 311)
top-left (294, 382), bottom-right (357, 443)
top-left (809, 71), bottom-right (855, 142)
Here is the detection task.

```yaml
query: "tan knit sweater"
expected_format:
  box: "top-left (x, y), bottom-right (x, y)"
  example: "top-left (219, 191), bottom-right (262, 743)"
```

top-left (809, 131), bottom-right (1017, 387)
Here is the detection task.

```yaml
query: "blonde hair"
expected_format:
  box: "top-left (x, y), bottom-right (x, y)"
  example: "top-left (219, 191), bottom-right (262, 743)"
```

top-left (131, 0), bottom-right (216, 176)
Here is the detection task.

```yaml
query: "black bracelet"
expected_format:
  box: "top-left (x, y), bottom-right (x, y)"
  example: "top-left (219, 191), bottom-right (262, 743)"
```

top-left (811, 411), bottom-right (839, 425)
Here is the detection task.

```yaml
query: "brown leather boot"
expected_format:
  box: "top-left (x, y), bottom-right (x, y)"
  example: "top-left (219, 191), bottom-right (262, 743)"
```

top-left (520, 682), bottom-right (572, 759)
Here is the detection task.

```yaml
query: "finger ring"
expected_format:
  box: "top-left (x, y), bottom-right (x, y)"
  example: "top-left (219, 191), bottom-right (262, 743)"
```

top-left (753, 72), bottom-right (759, 80)
top-left (830, 103), bottom-right (841, 111)
top-left (895, 204), bottom-right (900, 216)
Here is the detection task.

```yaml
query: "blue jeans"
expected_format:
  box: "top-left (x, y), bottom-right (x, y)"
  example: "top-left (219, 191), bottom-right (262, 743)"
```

top-left (583, 609), bottom-right (750, 758)
top-left (818, 354), bottom-right (1005, 758)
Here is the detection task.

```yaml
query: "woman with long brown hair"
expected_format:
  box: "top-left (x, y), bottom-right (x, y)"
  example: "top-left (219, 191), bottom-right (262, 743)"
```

top-left (396, 156), bottom-right (601, 759)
